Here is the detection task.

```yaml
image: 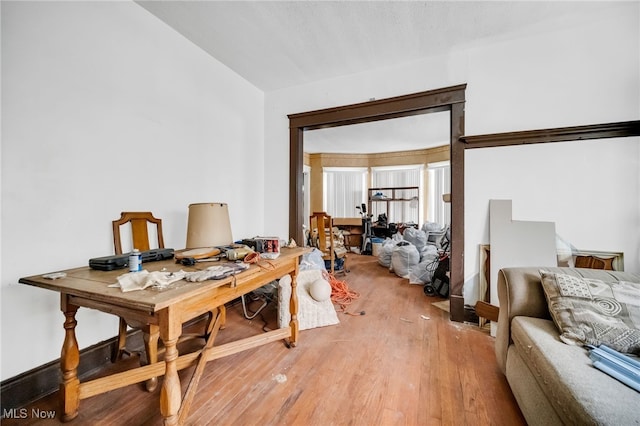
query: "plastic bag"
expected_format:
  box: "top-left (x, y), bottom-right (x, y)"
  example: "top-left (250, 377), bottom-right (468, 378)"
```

top-left (421, 221), bottom-right (442, 233)
top-left (300, 248), bottom-right (327, 271)
top-left (391, 242), bottom-right (420, 279)
top-left (403, 227), bottom-right (428, 254)
top-left (419, 244), bottom-right (438, 262)
top-left (409, 250), bottom-right (440, 284)
top-left (378, 238), bottom-right (396, 268)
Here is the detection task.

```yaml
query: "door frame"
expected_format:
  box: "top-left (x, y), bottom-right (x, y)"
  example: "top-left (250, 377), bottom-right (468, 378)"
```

top-left (288, 84), bottom-right (467, 321)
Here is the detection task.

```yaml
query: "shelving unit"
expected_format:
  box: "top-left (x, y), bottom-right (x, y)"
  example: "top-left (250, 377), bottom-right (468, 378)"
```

top-left (368, 186), bottom-right (419, 224)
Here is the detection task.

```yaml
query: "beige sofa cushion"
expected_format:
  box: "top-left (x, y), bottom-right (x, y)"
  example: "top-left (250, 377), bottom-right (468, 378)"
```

top-left (511, 316), bottom-right (640, 425)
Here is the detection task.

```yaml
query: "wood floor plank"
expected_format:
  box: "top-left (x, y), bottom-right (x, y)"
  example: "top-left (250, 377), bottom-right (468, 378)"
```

top-left (3, 254), bottom-right (525, 426)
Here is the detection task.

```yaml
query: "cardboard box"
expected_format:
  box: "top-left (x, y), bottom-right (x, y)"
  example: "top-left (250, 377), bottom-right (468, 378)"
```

top-left (333, 217), bottom-right (362, 226)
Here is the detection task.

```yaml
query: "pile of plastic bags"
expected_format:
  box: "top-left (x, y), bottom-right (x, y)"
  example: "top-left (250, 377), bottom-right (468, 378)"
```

top-left (377, 222), bottom-right (446, 285)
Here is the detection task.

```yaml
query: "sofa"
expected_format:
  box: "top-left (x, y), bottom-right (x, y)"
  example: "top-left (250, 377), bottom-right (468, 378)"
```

top-left (495, 266), bottom-right (640, 425)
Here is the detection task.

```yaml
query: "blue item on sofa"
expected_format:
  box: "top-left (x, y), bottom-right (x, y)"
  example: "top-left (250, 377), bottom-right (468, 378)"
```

top-left (589, 345), bottom-right (640, 392)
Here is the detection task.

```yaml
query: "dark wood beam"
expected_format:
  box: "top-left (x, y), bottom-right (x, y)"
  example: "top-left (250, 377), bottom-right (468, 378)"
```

top-left (461, 120), bottom-right (640, 149)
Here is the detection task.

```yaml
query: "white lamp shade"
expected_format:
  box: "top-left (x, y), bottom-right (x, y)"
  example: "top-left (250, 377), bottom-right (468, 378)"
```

top-left (185, 203), bottom-right (233, 249)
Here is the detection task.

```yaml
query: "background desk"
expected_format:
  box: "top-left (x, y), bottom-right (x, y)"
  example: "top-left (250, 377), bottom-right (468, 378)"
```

top-left (19, 247), bottom-right (308, 425)
top-left (333, 217), bottom-right (364, 251)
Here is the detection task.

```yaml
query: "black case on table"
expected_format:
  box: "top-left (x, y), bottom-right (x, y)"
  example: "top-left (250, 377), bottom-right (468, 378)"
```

top-left (89, 248), bottom-right (175, 271)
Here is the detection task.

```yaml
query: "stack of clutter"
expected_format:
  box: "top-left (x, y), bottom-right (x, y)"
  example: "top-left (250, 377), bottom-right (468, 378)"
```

top-left (376, 222), bottom-right (449, 292)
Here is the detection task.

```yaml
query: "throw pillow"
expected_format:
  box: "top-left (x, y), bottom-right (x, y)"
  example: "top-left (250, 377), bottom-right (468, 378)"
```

top-left (539, 270), bottom-right (640, 354)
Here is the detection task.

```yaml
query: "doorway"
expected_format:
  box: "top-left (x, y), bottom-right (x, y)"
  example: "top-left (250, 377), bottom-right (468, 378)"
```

top-left (289, 84), bottom-right (466, 322)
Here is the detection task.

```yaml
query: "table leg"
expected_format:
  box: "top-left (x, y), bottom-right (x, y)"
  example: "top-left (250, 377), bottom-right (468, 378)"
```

top-left (160, 337), bottom-right (180, 426)
top-left (112, 317), bottom-right (129, 362)
top-left (219, 305), bottom-right (226, 330)
top-left (289, 269), bottom-right (300, 347)
top-left (60, 295), bottom-right (80, 422)
top-left (143, 324), bottom-right (160, 392)
top-left (203, 305), bottom-right (225, 335)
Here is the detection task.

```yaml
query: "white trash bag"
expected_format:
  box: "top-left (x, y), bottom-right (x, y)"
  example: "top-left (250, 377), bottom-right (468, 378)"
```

top-left (391, 242), bottom-right (420, 279)
top-left (419, 243), bottom-right (439, 263)
top-left (378, 238), bottom-right (397, 268)
top-left (403, 227), bottom-right (428, 254)
top-left (409, 249), bottom-right (440, 284)
top-left (300, 248), bottom-right (327, 271)
top-left (421, 221), bottom-right (442, 234)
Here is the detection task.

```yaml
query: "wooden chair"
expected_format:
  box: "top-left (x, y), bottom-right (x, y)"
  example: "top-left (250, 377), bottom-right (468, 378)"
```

top-left (112, 212), bottom-right (220, 392)
top-left (309, 212), bottom-right (348, 275)
top-left (112, 212), bottom-right (165, 391)
top-left (112, 211), bottom-right (164, 255)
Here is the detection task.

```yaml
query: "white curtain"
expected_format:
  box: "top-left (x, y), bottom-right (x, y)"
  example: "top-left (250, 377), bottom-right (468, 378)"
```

top-left (371, 165), bottom-right (422, 224)
top-left (323, 167), bottom-right (368, 218)
top-left (427, 161), bottom-right (451, 226)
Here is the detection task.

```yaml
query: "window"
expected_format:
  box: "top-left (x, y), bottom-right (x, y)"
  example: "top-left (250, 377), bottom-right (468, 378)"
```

top-left (323, 167), bottom-right (367, 218)
top-left (371, 165), bottom-right (422, 224)
top-left (427, 161), bottom-right (450, 226)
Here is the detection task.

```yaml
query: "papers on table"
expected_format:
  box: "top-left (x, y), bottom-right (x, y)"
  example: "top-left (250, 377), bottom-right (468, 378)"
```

top-left (109, 262), bottom-right (250, 292)
top-left (109, 270), bottom-right (187, 292)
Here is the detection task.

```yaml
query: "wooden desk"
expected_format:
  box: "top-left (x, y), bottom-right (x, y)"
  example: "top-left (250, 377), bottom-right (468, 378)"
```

top-left (333, 217), bottom-right (364, 250)
top-left (19, 247), bottom-right (308, 425)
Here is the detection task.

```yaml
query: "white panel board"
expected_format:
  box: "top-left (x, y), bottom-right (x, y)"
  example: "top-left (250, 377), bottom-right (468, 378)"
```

top-left (489, 200), bottom-right (557, 335)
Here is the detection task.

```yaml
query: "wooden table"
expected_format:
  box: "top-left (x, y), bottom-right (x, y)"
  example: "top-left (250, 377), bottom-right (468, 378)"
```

top-left (19, 247), bottom-right (308, 425)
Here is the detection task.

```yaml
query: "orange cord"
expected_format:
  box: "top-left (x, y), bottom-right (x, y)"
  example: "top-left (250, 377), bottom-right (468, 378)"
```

top-left (324, 271), bottom-right (363, 315)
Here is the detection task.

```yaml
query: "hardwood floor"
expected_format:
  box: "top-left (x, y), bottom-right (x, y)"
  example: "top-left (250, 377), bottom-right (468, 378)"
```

top-left (5, 254), bottom-right (525, 425)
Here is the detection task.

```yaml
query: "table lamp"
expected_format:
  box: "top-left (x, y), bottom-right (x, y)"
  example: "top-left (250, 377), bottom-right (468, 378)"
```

top-left (185, 202), bottom-right (233, 249)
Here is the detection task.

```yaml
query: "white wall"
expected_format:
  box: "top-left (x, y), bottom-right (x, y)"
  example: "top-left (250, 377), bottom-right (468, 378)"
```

top-left (466, 139), bottom-right (639, 304)
top-left (1, 2), bottom-right (265, 380)
top-left (263, 4), bottom-right (639, 302)
top-left (462, 4), bottom-right (640, 303)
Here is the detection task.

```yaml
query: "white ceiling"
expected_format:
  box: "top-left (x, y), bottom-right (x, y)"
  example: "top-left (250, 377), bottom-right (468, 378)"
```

top-left (136, 1), bottom-right (614, 154)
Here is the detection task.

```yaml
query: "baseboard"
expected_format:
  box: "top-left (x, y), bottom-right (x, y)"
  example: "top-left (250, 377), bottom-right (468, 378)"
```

top-left (0, 311), bottom-right (213, 414)
top-left (1, 329), bottom-right (145, 414)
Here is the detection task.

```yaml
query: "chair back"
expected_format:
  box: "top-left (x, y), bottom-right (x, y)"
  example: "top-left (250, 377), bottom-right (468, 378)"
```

top-left (112, 211), bottom-right (164, 254)
top-left (309, 212), bottom-right (333, 253)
